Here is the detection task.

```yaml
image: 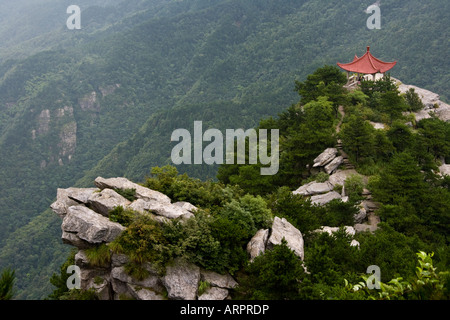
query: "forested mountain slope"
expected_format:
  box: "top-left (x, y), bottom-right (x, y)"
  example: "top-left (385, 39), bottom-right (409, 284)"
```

top-left (0, 0), bottom-right (448, 299)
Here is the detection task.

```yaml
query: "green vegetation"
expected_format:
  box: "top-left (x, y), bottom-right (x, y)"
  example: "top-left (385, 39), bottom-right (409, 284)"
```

top-left (341, 252), bottom-right (450, 300)
top-left (49, 64), bottom-right (450, 300)
top-left (0, 268), bottom-right (16, 300)
top-left (0, 0), bottom-right (449, 299)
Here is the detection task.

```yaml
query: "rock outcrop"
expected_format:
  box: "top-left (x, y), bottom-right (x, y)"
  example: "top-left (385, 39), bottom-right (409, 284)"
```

top-left (52, 177), bottom-right (302, 301)
top-left (51, 176), bottom-right (219, 300)
top-left (396, 79), bottom-right (450, 122)
top-left (246, 217), bottom-right (304, 261)
top-left (292, 146), bottom-right (379, 232)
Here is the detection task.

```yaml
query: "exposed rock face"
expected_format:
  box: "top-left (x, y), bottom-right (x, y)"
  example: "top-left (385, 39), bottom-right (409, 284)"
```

top-left (51, 177), bottom-right (232, 300)
top-left (246, 229), bottom-right (269, 262)
top-left (94, 177), bottom-right (171, 204)
top-left (310, 191), bottom-right (342, 206)
top-left (198, 287), bottom-right (229, 300)
top-left (328, 169), bottom-right (359, 187)
top-left (397, 81), bottom-right (450, 122)
top-left (439, 164), bottom-right (450, 177)
top-left (88, 189), bottom-right (131, 217)
top-left (314, 226), bottom-right (356, 237)
top-left (313, 148), bottom-right (338, 167)
top-left (267, 217), bottom-right (304, 260)
top-left (200, 270), bottom-right (238, 289)
top-left (79, 91), bottom-right (100, 111)
top-left (61, 205), bottom-right (125, 247)
top-left (129, 198), bottom-right (192, 220)
top-left (58, 121), bottom-right (77, 159)
top-left (314, 226), bottom-right (360, 248)
top-left (324, 156), bottom-right (343, 174)
top-left (293, 181), bottom-right (333, 196)
top-left (163, 259), bottom-right (201, 300)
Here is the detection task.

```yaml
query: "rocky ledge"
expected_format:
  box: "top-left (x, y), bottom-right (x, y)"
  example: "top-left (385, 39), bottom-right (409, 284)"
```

top-left (51, 176), bottom-right (308, 300)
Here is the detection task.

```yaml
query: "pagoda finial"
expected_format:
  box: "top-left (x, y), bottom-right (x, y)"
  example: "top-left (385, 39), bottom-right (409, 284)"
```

top-left (367, 46), bottom-right (370, 52)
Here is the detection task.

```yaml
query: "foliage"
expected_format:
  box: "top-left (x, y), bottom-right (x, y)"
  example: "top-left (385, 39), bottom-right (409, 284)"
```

top-left (2, 0), bottom-right (450, 299)
top-left (404, 88), bottom-right (425, 112)
top-left (109, 206), bottom-right (138, 227)
top-left (342, 252), bottom-right (449, 300)
top-left (113, 188), bottom-right (137, 202)
top-left (237, 239), bottom-right (306, 300)
top-left (47, 249), bottom-right (77, 300)
top-left (294, 65), bottom-right (347, 116)
top-left (145, 165), bottom-right (243, 210)
top-left (344, 174), bottom-right (365, 203)
top-left (0, 268), bottom-right (15, 300)
top-left (84, 244), bottom-right (112, 268)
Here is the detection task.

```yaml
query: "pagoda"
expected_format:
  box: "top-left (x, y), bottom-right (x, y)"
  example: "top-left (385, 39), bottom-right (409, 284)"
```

top-left (337, 46), bottom-right (396, 81)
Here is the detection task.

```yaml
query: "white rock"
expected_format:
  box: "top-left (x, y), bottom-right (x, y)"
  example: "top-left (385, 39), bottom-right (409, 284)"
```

top-left (310, 191), bottom-right (342, 206)
top-left (88, 188), bottom-right (131, 217)
top-left (94, 177), bottom-right (171, 204)
top-left (350, 240), bottom-right (360, 248)
top-left (50, 187), bottom-right (98, 218)
top-left (246, 229), bottom-right (269, 262)
top-left (61, 205), bottom-right (125, 246)
top-left (313, 148), bottom-right (338, 167)
top-left (439, 164), bottom-right (450, 177)
top-left (128, 198), bottom-right (191, 219)
top-left (198, 287), bottom-right (229, 300)
top-left (293, 181), bottom-right (333, 196)
top-left (163, 258), bottom-right (200, 300)
top-left (325, 156), bottom-right (344, 174)
top-left (315, 226), bottom-right (356, 237)
top-left (267, 217), bottom-right (304, 260)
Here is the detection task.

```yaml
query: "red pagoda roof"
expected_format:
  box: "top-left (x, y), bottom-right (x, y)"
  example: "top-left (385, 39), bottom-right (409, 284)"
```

top-left (337, 47), bottom-right (396, 74)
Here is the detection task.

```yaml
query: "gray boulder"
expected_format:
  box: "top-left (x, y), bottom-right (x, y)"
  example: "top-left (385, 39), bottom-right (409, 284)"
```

top-left (173, 201), bottom-right (198, 213)
top-left (51, 187), bottom-right (98, 218)
top-left (293, 181), bottom-right (333, 196)
top-left (354, 207), bottom-right (368, 224)
top-left (246, 229), bottom-right (269, 262)
top-left (267, 217), bottom-right (304, 260)
top-left (328, 169), bottom-right (359, 187)
top-left (198, 287), bottom-right (229, 300)
top-left (163, 258), bottom-right (200, 300)
top-left (94, 176), bottom-right (171, 204)
top-left (201, 270), bottom-right (238, 289)
top-left (128, 198), bottom-right (192, 220)
top-left (324, 156), bottom-right (344, 174)
top-left (313, 148), bottom-right (338, 167)
top-left (310, 191), bottom-right (342, 206)
top-left (88, 188), bottom-right (131, 217)
top-left (127, 284), bottom-right (165, 300)
top-left (111, 265), bottom-right (164, 294)
top-left (61, 205), bottom-right (125, 246)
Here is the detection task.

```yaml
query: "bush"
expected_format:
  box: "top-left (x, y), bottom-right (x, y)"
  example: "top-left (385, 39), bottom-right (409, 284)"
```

top-left (237, 239), bottom-right (306, 300)
top-left (109, 206), bottom-right (137, 227)
top-left (344, 174), bottom-right (365, 202)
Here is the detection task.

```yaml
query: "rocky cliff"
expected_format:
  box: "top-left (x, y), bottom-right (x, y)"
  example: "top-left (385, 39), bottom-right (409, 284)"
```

top-left (51, 176), bottom-right (309, 300)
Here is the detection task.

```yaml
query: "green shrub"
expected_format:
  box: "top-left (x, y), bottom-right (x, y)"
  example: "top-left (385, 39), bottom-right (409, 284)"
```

top-left (237, 239), bottom-right (306, 300)
top-left (109, 206), bottom-right (137, 227)
top-left (113, 188), bottom-right (137, 201)
top-left (344, 174), bottom-right (365, 202)
top-left (85, 244), bottom-right (111, 267)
